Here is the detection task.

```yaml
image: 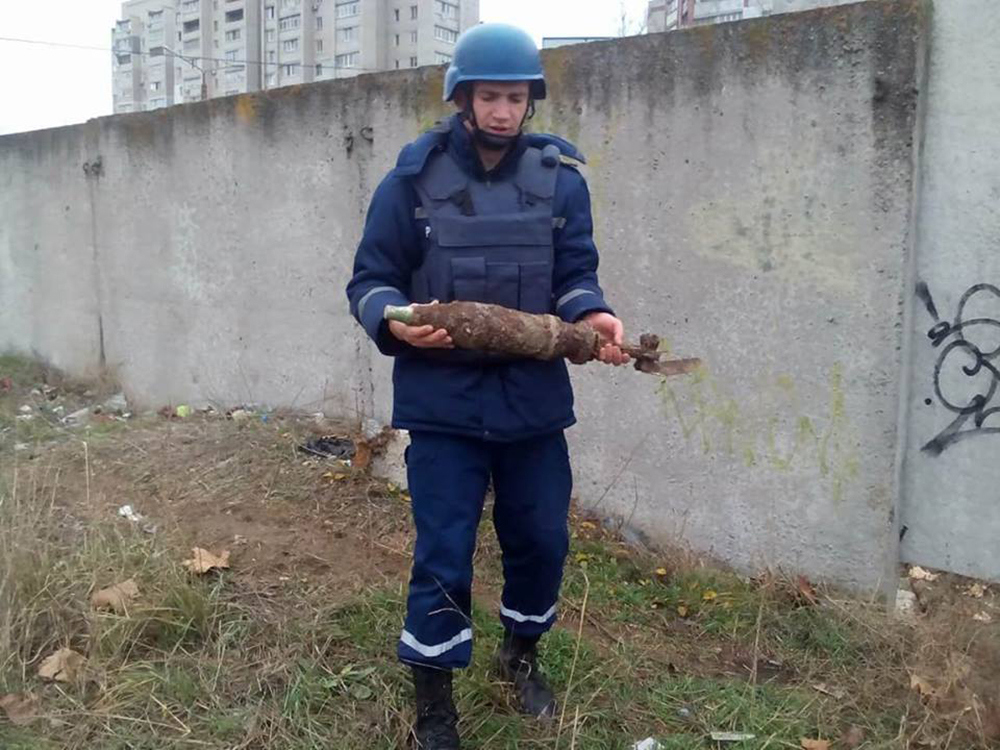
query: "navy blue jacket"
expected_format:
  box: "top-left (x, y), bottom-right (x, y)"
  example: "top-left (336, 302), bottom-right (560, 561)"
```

top-left (346, 114), bottom-right (613, 441)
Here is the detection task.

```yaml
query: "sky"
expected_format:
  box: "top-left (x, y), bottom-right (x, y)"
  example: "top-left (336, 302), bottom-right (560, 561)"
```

top-left (0, 0), bottom-right (649, 136)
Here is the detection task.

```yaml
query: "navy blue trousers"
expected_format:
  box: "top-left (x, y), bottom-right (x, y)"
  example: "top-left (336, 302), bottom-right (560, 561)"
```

top-left (397, 430), bottom-right (572, 670)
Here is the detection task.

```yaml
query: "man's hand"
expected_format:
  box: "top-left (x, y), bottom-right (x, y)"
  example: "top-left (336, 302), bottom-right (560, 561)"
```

top-left (388, 320), bottom-right (454, 349)
top-left (583, 312), bottom-right (630, 366)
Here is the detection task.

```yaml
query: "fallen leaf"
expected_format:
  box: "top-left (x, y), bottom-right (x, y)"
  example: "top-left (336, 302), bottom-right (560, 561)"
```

top-left (703, 590), bottom-right (718, 602)
top-left (797, 575), bottom-right (819, 605)
top-left (91, 579), bottom-right (140, 614)
top-left (801, 740), bottom-right (830, 750)
top-left (973, 611), bottom-right (993, 623)
top-left (909, 566), bottom-right (939, 582)
top-left (0, 693), bottom-right (40, 726)
top-left (38, 648), bottom-right (86, 683)
top-left (182, 548), bottom-right (230, 574)
top-left (581, 521), bottom-right (596, 530)
top-left (677, 605), bottom-right (689, 617)
top-left (812, 683), bottom-right (847, 699)
top-left (352, 441), bottom-right (373, 471)
top-left (966, 583), bottom-right (987, 599)
top-left (910, 673), bottom-right (935, 699)
top-left (841, 725), bottom-right (865, 748)
top-left (656, 567), bottom-right (668, 576)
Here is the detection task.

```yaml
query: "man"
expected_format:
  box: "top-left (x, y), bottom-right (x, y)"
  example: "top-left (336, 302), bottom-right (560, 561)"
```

top-left (346, 23), bottom-right (627, 749)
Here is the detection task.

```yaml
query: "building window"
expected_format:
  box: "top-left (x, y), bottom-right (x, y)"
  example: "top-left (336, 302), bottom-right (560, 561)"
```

top-left (225, 29), bottom-right (241, 41)
top-left (435, 1), bottom-right (457, 18)
top-left (181, 0), bottom-right (198, 12)
top-left (281, 0), bottom-right (298, 8)
top-left (151, 80), bottom-right (162, 90)
top-left (279, 14), bottom-right (301, 30)
top-left (225, 8), bottom-right (244, 22)
top-left (266, 71), bottom-right (276, 85)
top-left (150, 97), bottom-right (166, 108)
top-left (411, 5), bottom-right (418, 19)
top-left (184, 38), bottom-right (199, 50)
top-left (282, 38), bottom-right (299, 52)
top-left (335, 51), bottom-right (359, 68)
top-left (225, 48), bottom-right (241, 61)
top-left (434, 26), bottom-right (457, 44)
top-left (410, 55), bottom-right (418, 67)
top-left (395, 59), bottom-right (400, 69)
top-left (183, 19), bottom-right (200, 33)
top-left (394, 8), bottom-right (400, 21)
top-left (435, 51), bottom-right (452, 64)
top-left (266, 29), bottom-right (275, 41)
top-left (265, 5), bottom-right (275, 19)
top-left (336, 2), bottom-right (359, 18)
top-left (316, 63), bottom-right (323, 75)
top-left (316, 39), bottom-right (324, 52)
top-left (395, 33), bottom-right (400, 46)
top-left (149, 9), bottom-right (163, 21)
top-left (316, 16), bottom-right (323, 29)
top-left (340, 26), bottom-right (357, 42)
top-left (282, 62), bottom-right (300, 75)
top-left (268, 50), bottom-right (276, 61)
top-left (410, 31), bottom-right (418, 43)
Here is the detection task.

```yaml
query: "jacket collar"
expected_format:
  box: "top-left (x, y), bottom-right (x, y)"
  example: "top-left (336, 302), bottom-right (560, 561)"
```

top-left (445, 113), bottom-right (528, 181)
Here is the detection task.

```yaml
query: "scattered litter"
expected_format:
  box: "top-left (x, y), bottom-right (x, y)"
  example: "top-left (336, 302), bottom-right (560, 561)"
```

top-left (677, 706), bottom-right (694, 720)
top-left (15, 414), bottom-right (34, 422)
top-left (908, 566), bottom-right (939, 582)
top-left (38, 648), bottom-right (86, 683)
top-left (710, 731), bottom-right (756, 742)
top-left (229, 408), bottom-right (253, 423)
top-left (103, 392), bottom-right (128, 413)
top-left (298, 435), bottom-right (356, 460)
top-left (91, 579), bottom-right (140, 614)
top-left (812, 683), bottom-right (847, 700)
top-left (800, 740), bottom-right (830, 750)
top-left (65, 407), bottom-right (92, 424)
top-left (0, 693), bottom-right (41, 726)
top-left (117, 505), bottom-right (156, 534)
top-left (175, 405), bottom-right (192, 418)
top-left (895, 589), bottom-right (917, 616)
top-left (14, 443), bottom-right (29, 451)
top-left (965, 583), bottom-right (987, 599)
top-left (631, 739), bottom-right (663, 750)
top-left (182, 547), bottom-right (230, 574)
top-left (18, 404), bottom-right (32, 413)
top-left (52, 405), bottom-right (64, 415)
top-left (973, 612), bottom-right (993, 623)
top-left (29, 389), bottom-right (41, 396)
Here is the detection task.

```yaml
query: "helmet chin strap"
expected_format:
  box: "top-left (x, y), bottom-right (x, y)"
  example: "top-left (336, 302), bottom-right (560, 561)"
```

top-left (462, 96), bottom-right (535, 153)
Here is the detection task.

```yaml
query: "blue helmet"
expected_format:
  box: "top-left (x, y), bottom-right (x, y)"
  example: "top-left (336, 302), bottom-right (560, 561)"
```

top-left (443, 23), bottom-right (547, 102)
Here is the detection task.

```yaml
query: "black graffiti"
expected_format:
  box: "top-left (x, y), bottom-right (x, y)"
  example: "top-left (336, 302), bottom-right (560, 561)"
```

top-left (918, 282), bottom-right (1000, 455)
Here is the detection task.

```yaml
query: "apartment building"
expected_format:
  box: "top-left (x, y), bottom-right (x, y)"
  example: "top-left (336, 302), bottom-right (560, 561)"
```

top-left (112, 0), bottom-right (480, 114)
top-left (646, 0), bottom-right (858, 33)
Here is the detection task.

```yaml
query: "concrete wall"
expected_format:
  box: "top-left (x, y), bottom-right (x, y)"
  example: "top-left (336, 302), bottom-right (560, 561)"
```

top-left (899, 0), bottom-right (1000, 581)
top-left (0, 1), bottom-right (930, 589)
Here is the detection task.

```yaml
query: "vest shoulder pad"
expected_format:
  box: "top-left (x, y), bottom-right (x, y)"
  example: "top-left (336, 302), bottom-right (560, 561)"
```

top-left (393, 121), bottom-right (451, 177)
top-left (522, 133), bottom-right (586, 165)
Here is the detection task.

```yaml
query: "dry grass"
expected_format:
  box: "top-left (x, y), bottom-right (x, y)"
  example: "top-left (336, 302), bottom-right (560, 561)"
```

top-left (1, 354), bottom-right (999, 749)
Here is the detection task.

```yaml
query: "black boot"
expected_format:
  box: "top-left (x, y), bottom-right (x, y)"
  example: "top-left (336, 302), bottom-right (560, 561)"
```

top-left (495, 632), bottom-right (557, 719)
top-left (411, 665), bottom-right (461, 749)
